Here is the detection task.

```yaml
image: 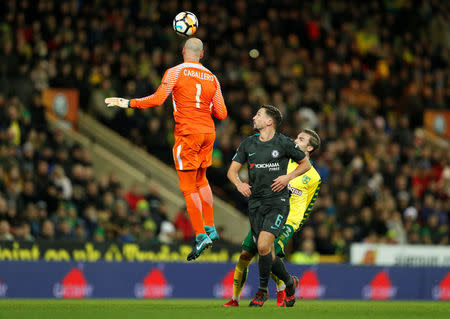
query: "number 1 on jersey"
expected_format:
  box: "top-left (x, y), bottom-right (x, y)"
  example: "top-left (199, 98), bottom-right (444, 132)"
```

top-left (195, 83), bottom-right (201, 108)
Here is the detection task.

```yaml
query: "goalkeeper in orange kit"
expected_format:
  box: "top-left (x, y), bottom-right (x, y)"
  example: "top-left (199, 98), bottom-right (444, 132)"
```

top-left (105, 38), bottom-right (227, 261)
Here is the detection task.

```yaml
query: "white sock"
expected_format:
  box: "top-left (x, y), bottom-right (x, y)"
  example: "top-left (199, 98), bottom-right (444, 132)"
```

top-left (277, 283), bottom-right (286, 292)
top-left (232, 296), bottom-right (240, 301)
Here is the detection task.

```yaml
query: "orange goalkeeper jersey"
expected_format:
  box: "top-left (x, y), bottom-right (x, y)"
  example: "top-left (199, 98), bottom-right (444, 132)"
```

top-left (130, 61), bottom-right (227, 136)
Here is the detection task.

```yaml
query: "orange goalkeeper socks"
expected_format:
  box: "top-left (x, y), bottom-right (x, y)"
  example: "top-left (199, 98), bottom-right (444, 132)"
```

top-left (177, 169), bottom-right (205, 236)
top-left (196, 167), bottom-right (214, 227)
top-left (184, 192), bottom-right (205, 236)
top-left (199, 184), bottom-right (214, 227)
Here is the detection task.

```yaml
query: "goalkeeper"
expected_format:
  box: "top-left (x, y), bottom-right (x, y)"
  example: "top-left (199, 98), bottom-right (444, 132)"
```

top-left (105, 38), bottom-right (227, 261)
top-left (224, 129), bottom-right (321, 307)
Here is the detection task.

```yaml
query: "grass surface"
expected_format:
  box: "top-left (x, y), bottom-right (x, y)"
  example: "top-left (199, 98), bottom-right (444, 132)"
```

top-left (0, 299), bottom-right (449, 319)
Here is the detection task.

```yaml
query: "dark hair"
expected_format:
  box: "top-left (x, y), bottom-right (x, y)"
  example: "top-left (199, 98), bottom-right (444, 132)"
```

top-left (301, 128), bottom-right (321, 154)
top-left (260, 105), bottom-right (282, 128)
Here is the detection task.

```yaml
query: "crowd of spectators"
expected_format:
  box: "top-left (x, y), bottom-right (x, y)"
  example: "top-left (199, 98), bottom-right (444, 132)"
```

top-left (0, 0), bottom-right (449, 258)
top-left (0, 94), bottom-right (193, 244)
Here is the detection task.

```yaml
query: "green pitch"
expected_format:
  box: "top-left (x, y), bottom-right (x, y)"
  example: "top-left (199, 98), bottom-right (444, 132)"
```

top-left (0, 300), bottom-right (449, 319)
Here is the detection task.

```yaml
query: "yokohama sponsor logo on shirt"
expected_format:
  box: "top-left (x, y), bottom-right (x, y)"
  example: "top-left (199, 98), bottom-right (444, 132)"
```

top-left (254, 163), bottom-right (279, 169)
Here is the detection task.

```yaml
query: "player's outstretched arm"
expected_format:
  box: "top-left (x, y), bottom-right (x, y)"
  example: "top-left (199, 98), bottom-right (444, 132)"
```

top-left (129, 68), bottom-right (178, 109)
top-left (105, 97), bottom-right (130, 108)
top-left (227, 161), bottom-right (251, 197)
top-left (271, 157), bottom-right (311, 192)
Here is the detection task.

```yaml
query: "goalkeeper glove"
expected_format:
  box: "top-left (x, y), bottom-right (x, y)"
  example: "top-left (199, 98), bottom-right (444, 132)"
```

top-left (105, 97), bottom-right (130, 108)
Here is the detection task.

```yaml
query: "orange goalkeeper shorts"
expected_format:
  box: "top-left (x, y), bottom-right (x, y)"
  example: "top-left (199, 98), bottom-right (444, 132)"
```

top-left (172, 133), bottom-right (215, 171)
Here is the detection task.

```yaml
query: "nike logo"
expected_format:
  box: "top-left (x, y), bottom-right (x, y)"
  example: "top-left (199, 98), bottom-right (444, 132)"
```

top-left (249, 153), bottom-right (256, 156)
top-left (196, 241), bottom-right (206, 251)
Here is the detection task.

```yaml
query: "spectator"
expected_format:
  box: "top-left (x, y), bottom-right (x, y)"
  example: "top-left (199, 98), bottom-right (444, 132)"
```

top-left (14, 221), bottom-right (34, 242)
top-left (93, 228), bottom-right (105, 243)
top-left (141, 219), bottom-right (157, 244)
top-left (174, 207), bottom-right (194, 242)
top-left (117, 223), bottom-right (133, 243)
top-left (124, 183), bottom-right (144, 212)
top-left (74, 222), bottom-right (87, 241)
top-left (129, 218), bottom-right (143, 242)
top-left (314, 224), bottom-right (335, 255)
top-left (51, 165), bottom-right (72, 200)
top-left (290, 239), bottom-right (320, 265)
top-left (40, 220), bottom-right (55, 241)
top-left (158, 219), bottom-right (177, 245)
top-left (0, 219), bottom-right (14, 241)
top-left (56, 219), bottom-right (73, 240)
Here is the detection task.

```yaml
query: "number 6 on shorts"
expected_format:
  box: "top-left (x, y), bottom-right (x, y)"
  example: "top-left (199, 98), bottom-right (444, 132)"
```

top-left (275, 214), bottom-right (283, 228)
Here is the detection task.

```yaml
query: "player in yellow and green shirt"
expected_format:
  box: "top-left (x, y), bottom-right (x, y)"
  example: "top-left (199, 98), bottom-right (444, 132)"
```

top-left (223, 129), bottom-right (321, 307)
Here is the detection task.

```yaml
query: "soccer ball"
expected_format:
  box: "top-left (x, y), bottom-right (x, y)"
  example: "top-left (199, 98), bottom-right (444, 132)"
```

top-left (173, 11), bottom-right (198, 36)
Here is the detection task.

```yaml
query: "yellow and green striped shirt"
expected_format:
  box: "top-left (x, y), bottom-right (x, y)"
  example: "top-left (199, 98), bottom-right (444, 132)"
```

top-left (285, 159), bottom-right (321, 231)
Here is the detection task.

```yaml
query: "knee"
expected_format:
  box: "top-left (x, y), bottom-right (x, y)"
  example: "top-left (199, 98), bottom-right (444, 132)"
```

top-left (257, 242), bottom-right (271, 256)
top-left (196, 180), bottom-right (209, 189)
top-left (179, 185), bottom-right (197, 197)
top-left (240, 250), bottom-right (254, 261)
